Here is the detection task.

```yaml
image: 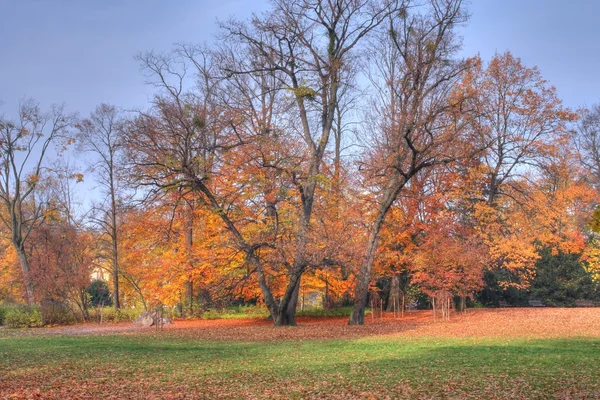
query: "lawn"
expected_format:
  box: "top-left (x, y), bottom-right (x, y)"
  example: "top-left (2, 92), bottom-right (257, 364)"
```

top-left (1, 309), bottom-right (599, 399)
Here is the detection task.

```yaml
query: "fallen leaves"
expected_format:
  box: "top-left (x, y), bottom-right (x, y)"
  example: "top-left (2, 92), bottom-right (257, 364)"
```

top-left (2, 309), bottom-right (600, 399)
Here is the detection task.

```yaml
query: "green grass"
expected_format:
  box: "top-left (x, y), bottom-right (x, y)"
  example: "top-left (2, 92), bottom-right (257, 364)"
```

top-left (200, 304), bottom-right (270, 319)
top-left (1, 333), bottom-right (599, 399)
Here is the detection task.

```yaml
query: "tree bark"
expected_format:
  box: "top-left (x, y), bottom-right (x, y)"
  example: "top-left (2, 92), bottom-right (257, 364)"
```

top-left (456, 296), bottom-right (466, 313)
top-left (185, 280), bottom-right (194, 314)
top-left (185, 205), bottom-right (194, 314)
top-left (109, 161), bottom-right (121, 310)
top-left (349, 229), bottom-right (381, 325)
top-left (284, 276), bottom-right (301, 325)
top-left (16, 245), bottom-right (35, 305)
top-left (350, 174), bottom-right (404, 325)
top-left (387, 274), bottom-right (400, 312)
top-left (111, 240), bottom-right (120, 309)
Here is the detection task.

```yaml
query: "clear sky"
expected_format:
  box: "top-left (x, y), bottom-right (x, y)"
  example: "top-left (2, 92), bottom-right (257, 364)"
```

top-left (460, 0), bottom-right (600, 110)
top-left (1, 0), bottom-right (599, 117)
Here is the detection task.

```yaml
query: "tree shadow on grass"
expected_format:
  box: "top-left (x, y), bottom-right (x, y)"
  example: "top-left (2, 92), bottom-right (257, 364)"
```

top-left (2, 336), bottom-right (600, 399)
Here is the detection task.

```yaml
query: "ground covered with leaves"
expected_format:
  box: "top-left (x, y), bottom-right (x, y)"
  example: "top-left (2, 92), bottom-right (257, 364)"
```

top-left (1, 308), bottom-right (599, 399)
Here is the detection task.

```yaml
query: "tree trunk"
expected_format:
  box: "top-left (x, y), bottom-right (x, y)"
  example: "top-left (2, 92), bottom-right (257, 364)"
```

top-left (16, 245), bottom-right (35, 305)
top-left (185, 204), bottom-right (194, 314)
top-left (110, 180), bottom-right (121, 310)
top-left (80, 289), bottom-right (90, 321)
top-left (284, 277), bottom-right (301, 325)
top-left (324, 277), bottom-right (330, 309)
top-left (349, 173), bottom-right (405, 325)
top-left (349, 232), bottom-right (379, 325)
top-left (456, 296), bottom-right (466, 313)
top-left (349, 212), bottom-right (388, 325)
top-left (111, 241), bottom-right (120, 309)
top-left (272, 272), bottom-right (302, 327)
top-left (387, 274), bottom-right (400, 312)
top-left (275, 195), bottom-right (311, 326)
top-left (185, 280), bottom-right (194, 314)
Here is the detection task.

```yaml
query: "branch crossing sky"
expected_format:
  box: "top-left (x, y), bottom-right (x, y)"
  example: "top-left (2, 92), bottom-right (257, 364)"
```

top-left (1, 0), bottom-right (598, 116)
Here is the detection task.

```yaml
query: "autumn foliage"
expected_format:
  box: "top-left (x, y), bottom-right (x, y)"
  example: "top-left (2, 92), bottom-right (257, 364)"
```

top-left (0, 0), bottom-right (599, 326)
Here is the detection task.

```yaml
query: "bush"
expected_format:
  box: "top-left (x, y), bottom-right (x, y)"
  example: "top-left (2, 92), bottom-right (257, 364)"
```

top-left (40, 300), bottom-right (78, 325)
top-left (4, 305), bottom-right (43, 328)
top-left (88, 306), bottom-right (142, 323)
top-left (296, 306), bottom-right (355, 317)
top-left (0, 304), bottom-right (9, 325)
top-left (199, 305), bottom-right (360, 320)
top-left (201, 305), bottom-right (269, 320)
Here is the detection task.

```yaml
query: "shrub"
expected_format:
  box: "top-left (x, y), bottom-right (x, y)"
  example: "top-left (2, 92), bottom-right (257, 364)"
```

top-left (201, 305), bottom-right (269, 320)
top-left (199, 305), bottom-right (360, 320)
top-left (88, 306), bottom-right (142, 323)
top-left (0, 304), bottom-right (10, 325)
top-left (40, 300), bottom-right (78, 325)
top-left (297, 306), bottom-right (355, 318)
top-left (4, 305), bottom-right (44, 328)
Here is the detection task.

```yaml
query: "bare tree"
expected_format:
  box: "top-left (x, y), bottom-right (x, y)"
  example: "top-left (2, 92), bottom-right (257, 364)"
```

top-left (0, 99), bottom-right (75, 304)
top-left (76, 104), bottom-right (125, 309)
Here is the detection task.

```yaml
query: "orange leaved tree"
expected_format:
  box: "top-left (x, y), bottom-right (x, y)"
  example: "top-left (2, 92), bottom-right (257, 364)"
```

top-left (127, 1), bottom-right (403, 326)
top-left (349, 0), bottom-right (478, 325)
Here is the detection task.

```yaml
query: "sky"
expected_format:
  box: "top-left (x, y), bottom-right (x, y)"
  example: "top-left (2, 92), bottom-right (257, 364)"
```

top-left (0, 0), bottom-right (599, 208)
top-left (1, 0), bottom-right (599, 116)
top-left (460, 0), bottom-right (600, 109)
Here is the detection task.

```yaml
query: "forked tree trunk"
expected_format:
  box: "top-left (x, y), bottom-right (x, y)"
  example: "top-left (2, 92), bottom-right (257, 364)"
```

top-left (284, 278), bottom-right (301, 326)
top-left (270, 272), bottom-right (302, 327)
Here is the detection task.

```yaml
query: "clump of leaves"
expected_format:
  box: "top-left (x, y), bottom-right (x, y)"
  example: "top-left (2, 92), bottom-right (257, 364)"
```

top-left (192, 115), bottom-right (206, 129)
top-left (290, 85), bottom-right (317, 100)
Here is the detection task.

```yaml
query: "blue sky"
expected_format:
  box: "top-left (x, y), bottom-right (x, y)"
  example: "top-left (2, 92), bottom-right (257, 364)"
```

top-left (461, 0), bottom-right (600, 109)
top-left (0, 0), bottom-right (269, 114)
top-left (1, 0), bottom-right (598, 212)
top-left (1, 0), bottom-right (598, 116)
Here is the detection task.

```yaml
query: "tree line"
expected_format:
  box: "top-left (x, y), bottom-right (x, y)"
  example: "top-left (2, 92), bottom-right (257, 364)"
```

top-left (1, 0), bottom-right (600, 326)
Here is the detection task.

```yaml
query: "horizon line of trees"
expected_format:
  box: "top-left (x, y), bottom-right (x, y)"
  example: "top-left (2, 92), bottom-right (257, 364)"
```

top-left (1, 0), bottom-right (600, 326)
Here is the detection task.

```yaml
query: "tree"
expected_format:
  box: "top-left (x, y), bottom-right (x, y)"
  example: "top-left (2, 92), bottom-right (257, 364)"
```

top-left (466, 52), bottom-right (578, 289)
top-left (467, 52), bottom-right (576, 206)
top-left (577, 103), bottom-right (600, 190)
top-left (129, 0), bottom-right (402, 326)
top-left (530, 248), bottom-right (598, 306)
top-left (27, 219), bottom-right (95, 321)
top-left (0, 100), bottom-right (75, 304)
top-left (216, 0), bottom-right (404, 326)
top-left (76, 104), bottom-right (126, 309)
top-left (350, 0), bottom-right (474, 325)
top-left (87, 279), bottom-right (112, 308)
top-left (411, 221), bottom-right (486, 317)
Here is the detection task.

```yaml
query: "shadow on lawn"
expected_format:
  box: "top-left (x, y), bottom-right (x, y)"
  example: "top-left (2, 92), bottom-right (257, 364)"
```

top-left (1, 336), bottom-right (600, 399)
